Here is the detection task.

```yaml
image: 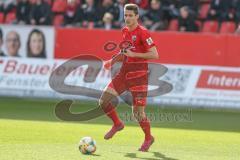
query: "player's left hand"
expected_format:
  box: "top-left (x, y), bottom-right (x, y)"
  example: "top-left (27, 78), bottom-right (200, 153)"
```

top-left (123, 49), bottom-right (135, 57)
top-left (103, 60), bottom-right (112, 70)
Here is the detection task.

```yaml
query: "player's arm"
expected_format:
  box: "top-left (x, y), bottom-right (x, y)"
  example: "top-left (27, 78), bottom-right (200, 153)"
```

top-left (111, 52), bottom-right (125, 63)
top-left (123, 46), bottom-right (159, 60)
top-left (103, 52), bottom-right (125, 70)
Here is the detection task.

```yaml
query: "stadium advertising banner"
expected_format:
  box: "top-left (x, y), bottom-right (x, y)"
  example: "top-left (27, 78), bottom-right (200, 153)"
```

top-left (155, 65), bottom-right (240, 108)
top-left (0, 57), bottom-right (240, 109)
top-left (0, 57), bottom-right (111, 99)
top-left (0, 25), bottom-right (55, 59)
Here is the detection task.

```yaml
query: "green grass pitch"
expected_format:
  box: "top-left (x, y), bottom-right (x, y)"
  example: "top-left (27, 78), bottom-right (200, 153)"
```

top-left (0, 97), bottom-right (240, 160)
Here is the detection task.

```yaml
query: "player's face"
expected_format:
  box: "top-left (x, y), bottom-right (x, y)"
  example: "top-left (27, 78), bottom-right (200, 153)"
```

top-left (124, 10), bottom-right (139, 27)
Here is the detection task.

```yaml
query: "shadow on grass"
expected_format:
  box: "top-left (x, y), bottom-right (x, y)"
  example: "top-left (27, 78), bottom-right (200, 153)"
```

top-left (124, 151), bottom-right (179, 160)
top-left (89, 153), bottom-right (101, 157)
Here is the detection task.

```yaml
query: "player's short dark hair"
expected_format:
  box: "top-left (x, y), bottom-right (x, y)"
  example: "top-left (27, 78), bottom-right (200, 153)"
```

top-left (124, 4), bottom-right (139, 15)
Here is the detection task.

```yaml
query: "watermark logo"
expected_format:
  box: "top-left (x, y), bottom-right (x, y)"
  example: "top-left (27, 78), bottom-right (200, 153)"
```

top-left (119, 109), bottom-right (193, 123)
top-left (49, 41), bottom-right (173, 121)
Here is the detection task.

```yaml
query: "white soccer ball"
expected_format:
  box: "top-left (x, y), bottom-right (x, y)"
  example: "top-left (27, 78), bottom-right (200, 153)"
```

top-left (78, 137), bottom-right (97, 154)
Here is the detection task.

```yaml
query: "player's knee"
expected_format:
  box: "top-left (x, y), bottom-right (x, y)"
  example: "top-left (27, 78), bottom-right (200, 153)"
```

top-left (98, 98), bottom-right (104, 108)
top-left (132, 109), bottom-right (145, 121)
top-left (98, 96), bottom-right (111, 110)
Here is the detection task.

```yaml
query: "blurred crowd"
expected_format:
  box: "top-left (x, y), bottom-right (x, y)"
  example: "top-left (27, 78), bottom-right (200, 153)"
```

top-left (1, 0), bottom-right (240, 33)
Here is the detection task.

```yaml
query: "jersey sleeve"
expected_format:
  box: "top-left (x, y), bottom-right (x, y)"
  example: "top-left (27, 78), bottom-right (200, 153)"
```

top-left (141, 30), bottom-right (155, 50)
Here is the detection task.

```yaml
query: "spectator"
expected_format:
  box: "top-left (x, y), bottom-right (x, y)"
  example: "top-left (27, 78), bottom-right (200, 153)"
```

top-left (0, 28), bottom-right (5, 56)
top-left (233, 0), bottom-right (240, 23)
top-left (16, 0), bottom-right (31, 24)
top-left (178, 0), bottom-right (199, 13)
top-left (161, 0), bottom-right (180, 20)
top-left (207, 0), bottom-right (221, 21)
top-left (178, 6), bottom-right (198, 32)
top-left (29, 0), bottom-right (52, 25)
top-left (142, 0), bottom-right (167, 31)
top-left (27, 29), bottom-right (46, 58)
top-left (5, 31), bottom-right (21, 57)
top-left (3, 0), bottom-right (240, 34)
top-left (99, 0), bottom-right (120, 22)
top-left (64, 0), bottom-right (81, 26)
top-left (81, 0), bottom-right (99, 27)
top-left (221, 0), bottom-right (235, 22)
top-left (0, 1), bottom-right (4, 13)
top-left (115, 0), bottom-right (127, 27)
top-left (95, 12), bottom-right (120, 30)
top-left (161, 0), bottom-right (173, 7)
top-left (207, 0), bottom-right (232, 22)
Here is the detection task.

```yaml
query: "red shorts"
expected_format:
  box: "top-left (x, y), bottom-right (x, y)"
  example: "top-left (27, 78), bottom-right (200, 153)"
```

top-left (107, 70), bottom-right (148, 107)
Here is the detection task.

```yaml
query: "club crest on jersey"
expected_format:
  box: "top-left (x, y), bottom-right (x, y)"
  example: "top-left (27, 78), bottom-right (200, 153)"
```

top-left (146, 37), bottom-right (153, 45)
top-left (132, 35), bottom-right (137, 41)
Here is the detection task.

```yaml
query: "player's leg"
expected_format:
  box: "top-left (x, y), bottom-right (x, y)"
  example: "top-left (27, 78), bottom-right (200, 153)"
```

top-left (132, 105), bottom-right (154, 152)
top-left (132, 106), bottom-right (152, 140)
top-left (99, 75), bottom-right (126, 140)
top-left (99, 85), bottom-right (122, 126)
top-left (126, 72), bottom-right (154, 151)
top-left (131, 91), bottom-right (154, 152)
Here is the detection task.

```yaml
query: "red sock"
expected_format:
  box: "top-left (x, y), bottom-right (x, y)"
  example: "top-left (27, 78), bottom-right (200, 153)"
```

top-left (103, 103), bottom-right (121, 126)
top-left (138, 117), bottom-right (151, 141)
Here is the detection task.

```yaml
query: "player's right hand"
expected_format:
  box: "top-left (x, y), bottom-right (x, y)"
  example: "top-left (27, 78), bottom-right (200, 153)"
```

top-left (103, 60), bottom-right (112, 70)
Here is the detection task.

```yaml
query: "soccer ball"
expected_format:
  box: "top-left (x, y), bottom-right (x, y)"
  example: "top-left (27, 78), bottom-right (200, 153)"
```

top-left (78, 137), bottom-right (97, 154)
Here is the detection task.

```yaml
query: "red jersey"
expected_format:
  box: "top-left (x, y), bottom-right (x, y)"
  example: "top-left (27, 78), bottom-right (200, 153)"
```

top-left (121, 25), bottom-right (156, 73)
top-left (107, 25), bottom-right (155, 106)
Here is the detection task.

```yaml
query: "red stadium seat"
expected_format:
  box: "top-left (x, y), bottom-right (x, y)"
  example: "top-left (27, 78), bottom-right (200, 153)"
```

top-left (5, 12), bottom-right (16, 24)
top-left (219, 22), bottom-right (236, 34)
top-left (198, 3), bottom-right (210, 19)
top-left (0, 13), bottom-right (4, 23)
top-left (53, 15), bottom-right (64, 26)
top-left (168, 19), bottom-right (179, 31)
top-left (52, 0), bottom-right (67, 13)
top-left (202, 21), bottom-right (219, 33)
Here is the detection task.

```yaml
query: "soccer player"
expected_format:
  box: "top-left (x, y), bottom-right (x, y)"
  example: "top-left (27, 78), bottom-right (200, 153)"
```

top-left (99, 3), bottom-right (159, 152)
